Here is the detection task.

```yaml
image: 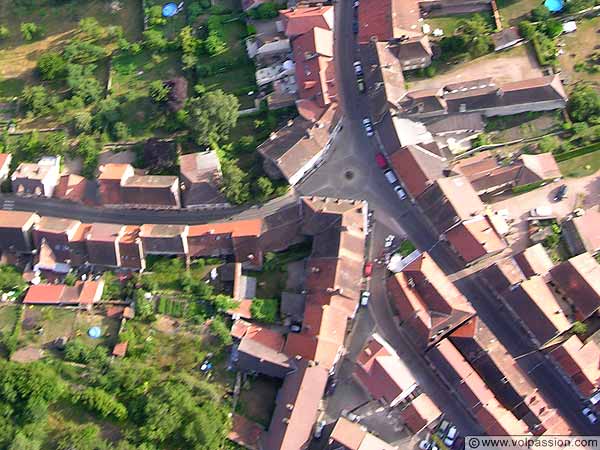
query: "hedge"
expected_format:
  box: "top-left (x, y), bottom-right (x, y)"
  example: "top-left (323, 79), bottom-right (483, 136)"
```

top-left (512, 179), bottom-right (550, 194)
top-left (555, 141), bottom-right (600, 162)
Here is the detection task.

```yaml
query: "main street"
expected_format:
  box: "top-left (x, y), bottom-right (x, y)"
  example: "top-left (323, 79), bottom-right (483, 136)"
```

top-left (297, 0), bottom-right (600, 437)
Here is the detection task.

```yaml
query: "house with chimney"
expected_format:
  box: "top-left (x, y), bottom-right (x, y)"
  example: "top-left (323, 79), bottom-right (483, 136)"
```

top-left (98, 163), bottom-right (180, 209)
top-left (33, 217), bottom-right (89, 273)
top-left (386, 252), bottom-right (476, 348)
top-left (11, 156), bottom-right (60, 198)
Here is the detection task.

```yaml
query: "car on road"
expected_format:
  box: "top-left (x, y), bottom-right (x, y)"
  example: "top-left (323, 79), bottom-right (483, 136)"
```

top-left (363, 262), bottom-right (373, 277)
top-left (383, 169), bottom-right (397, 184)
top-left (419, 441), bottom-right (431, 450)
top-left (582, 407), bottom-right (598, 424)
top-left (352, 19), bottom-right (359, 34)
top-left (375, 152), bottom-right (387, 169)
top-left (362, 118), bottom-right (374, 137)
top-left (325, 377), bottom-right (338, 396)
top-left (554, 184), bottom-right (567, 202)
top-left (360, 290), bottom-right (370, 306)
top-left (444, 425), bottom-right (458, 447)
top-left (394, 185), bottom-right (407, 200)
top-left (353, 61), bottom-right (363, 76)
top-left (437, 420), bottom-right (449, 436)
top-left (384, 234), bottom-right (395, 248)
top-left (289, 322), bottom-right (301, 333)
top-left (314, 420), bottom-right (326, 439)
top-left (353, 0), bottom-right (359, 7)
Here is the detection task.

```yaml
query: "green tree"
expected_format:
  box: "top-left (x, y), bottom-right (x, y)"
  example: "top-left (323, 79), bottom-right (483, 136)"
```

top-left (531, 5), bottom-right (551, 21)
top-left (63, 40), bottom-right (107, 64)
top-left (209, 316), bottom-right (233, 346)
top-left (134, 290), bottom-right (155, 322)
top-left (79, 17), bottom-right (103, 39)
top-left (203, 32), bottom-right (228, 56)
top-left (76, 387), bottom-right (128, 421)
top-left (143, 29), bottom-right (168, 51)
top-left (572, 321), bottom-right (588, 335)
top-left (72, 111), bottom-right (93, 134)
top-left (256, 176), bottom-right (274, 201)
top-left (21, 86), bottom-right (51, 116)
top-left (56, 424), bottom-right (110, 450)
top-left (250, 298), bottom-right (279, 323)
top-left (20, 22), bottom-right (41, 41)
top-left (538, 135), bottom-right (560, 153)
top-left (149, 80), bottom-right (171, 103)
top-left (221, 158), bottom-right (250, 204)
top-left (0, 26), bottom-right (9, 40)
top-left (112, 121), bottom-right (130, 141)
top-left (0, 265), bottom-right (26, 297)
top-left (569, 85), bottom-right (600, 123)
top-left (75, 135), bottom-right (101, 178)
top-left (186, 90), bottom-right (239, 145)
top-left (93, 97), bottom-right (121, 132)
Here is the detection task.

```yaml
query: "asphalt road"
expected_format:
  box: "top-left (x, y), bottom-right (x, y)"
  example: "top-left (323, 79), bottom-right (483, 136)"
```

top-left (296, 0), bottom-right (600, 437)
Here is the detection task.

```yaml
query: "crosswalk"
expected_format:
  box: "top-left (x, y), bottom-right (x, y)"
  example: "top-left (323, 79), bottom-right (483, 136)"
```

top-left (2, 200), bottom-right (15, 210)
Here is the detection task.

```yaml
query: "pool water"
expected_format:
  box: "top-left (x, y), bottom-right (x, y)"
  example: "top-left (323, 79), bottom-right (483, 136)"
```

top-left (162, 2), bottom-right (178, 17)
top-left (544, 0), bottom-right (564, 12)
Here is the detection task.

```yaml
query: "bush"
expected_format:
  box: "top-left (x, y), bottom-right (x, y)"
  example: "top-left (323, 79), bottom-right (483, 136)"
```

top-left (20, 22), bottom-right (42, 41)
top-left (537, 135), bottom-right (560, 153)
top-left (143, 29), bottom-right (168, 51)
top-left (554, 141), bottom-right (600, 162)
top-left (149, 80), bottom-right (171, 103)
top-left (37, 52), bottom-right (67, 80)
top-left (209, 316), bottom-right (232, 346)
top-left (0, 26), bottom-right (9, 40)
top-left (75, 387), bottom-right (128, 421)
top-left (250, 298), bottom-right (279, 323)
top-left (512, 179), bottom-right (549, 194)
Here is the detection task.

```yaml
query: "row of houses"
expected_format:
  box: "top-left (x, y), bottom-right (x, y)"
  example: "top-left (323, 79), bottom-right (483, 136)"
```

top-left (0, 198), bottom-right (309, 273)
top-left (387, 251), bottom-right (575, 436)
top-left (2, 150), bottom-right (229, 209)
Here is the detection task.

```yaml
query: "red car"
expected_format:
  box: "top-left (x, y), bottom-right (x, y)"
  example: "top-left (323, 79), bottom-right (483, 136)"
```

top-left (375, 153), bottom-right (388, 169)
top-left (363, 262), bottom-right (373, 277)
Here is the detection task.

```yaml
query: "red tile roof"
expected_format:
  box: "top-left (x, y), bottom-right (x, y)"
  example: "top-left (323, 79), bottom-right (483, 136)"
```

top-left (329, 418), bottom-right (396, 450)
top-left (23, 284), bottom-right (65, 304)
top-left (188, 219), bottom-right (263, 238)
top-left (398, 393), bottom-right (442, 433)
top-left (23, 280), bottom-right (103, 305)
top-left (358, 0), bottom-right (421, 43)
top-left (0, 153), bottom-right (10, 170)
top-left (98, 163), bottom-right (132, 181)
top-left (549, 335), bottom-right (600, 397)
top-left (354, 334), bottom-right (417, 405)
top-left (279, 6), bottom-right (334, 37)
top-left (112, 342), bottom-right (128, 358)
top-left (229, 414), bottom-right (263, 450)
top-left (446, 215), bottom-right (506, 263)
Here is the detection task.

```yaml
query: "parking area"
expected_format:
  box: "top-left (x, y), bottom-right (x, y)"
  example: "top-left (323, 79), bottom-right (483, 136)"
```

top-left (491, 174), bottom-right (600, 252)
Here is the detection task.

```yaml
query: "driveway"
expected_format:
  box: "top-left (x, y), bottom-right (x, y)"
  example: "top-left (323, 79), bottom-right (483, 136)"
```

top-left (408, 46), bottom-right (542, 91)
top-left (491, 173), bottom-right (600, 252)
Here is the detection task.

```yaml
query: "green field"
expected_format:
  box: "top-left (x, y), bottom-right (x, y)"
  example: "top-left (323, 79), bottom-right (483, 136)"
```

top-left (559, 152), bottom-right (600, 177)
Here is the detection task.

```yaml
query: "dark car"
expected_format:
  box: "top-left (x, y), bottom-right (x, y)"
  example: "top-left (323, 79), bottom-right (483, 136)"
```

top-left (325, 377), bottom-right (338, 396)
top-left (352, 20), bottom-right (359, 34)
top-left (554, 184), bottom-right (567, 201)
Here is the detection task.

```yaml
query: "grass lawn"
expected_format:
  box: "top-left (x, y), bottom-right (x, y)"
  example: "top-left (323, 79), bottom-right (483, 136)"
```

top-left (558, 15), bottom-right (600, 86)
top-left (0, 0), bottom-right (142, 98)
top-left (237, 376), bottom-right (280, 427)
top-left (497, 0), bottom-right (541, 25)
top-left (424, 14), bottom-right (485, 36)
top-left (72, 314), bottom-right (121, 348)
top-left (559, 152), bottom-right (600, 177)
top-left (20, 307), bottom-right (77, 348)
top-left (0, 304), bottom-right (18, 336)
top-left (251, 271), bottom-right (287, 299)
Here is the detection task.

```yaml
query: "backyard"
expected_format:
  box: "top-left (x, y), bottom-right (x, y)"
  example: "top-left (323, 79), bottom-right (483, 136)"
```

top-left (497, 0), bottom-right (541, 25)
top-left (0, 0), bottom-right (142, 99)
top-left (559, 151), bottom-right (600, 177)
top-left (558, 15), bottom-right (600, 86)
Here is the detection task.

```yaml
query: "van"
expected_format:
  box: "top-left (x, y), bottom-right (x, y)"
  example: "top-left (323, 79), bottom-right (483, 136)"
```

top-left (384, 170), bottom-right (398, 184)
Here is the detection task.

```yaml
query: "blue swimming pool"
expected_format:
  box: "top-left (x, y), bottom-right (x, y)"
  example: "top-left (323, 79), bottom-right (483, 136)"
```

top-left (544, 0), bottom-right (564, 12)
top-left (162, 2), bottom-right (178, 17)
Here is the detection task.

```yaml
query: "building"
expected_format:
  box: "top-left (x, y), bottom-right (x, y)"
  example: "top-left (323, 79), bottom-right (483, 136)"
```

top-left (549, 253), bottom-right (600, 321)
top-left (118, 225), bottom-right (145, 271)
top-left (562, 208), bottom-right (600, 256)
top-left (399, 75), bottom-right (568, 119)
top-left (260, 358), bottom-right (329, 450)
top-left (513, 244), bottom-right (554, 278)
top-left (387, 252), bottom-right (475, 348)
top-left (328, 418), bottom-right (396, 450)
top-left (291, 26), bottom-right (336, 121)
top-left (398, 393), bottom-right (442, 434)
top-left (179, 151), bottom-right (228, 208)
top-left (85, 223), bottom-right (125, 269)
top-left (0, 153), bottom-right (12, 182)
top-left (11, 156), bottom-right (60, 198)
top-left (354, 334), bottom-right (419, 407)
top-left (278, 6), bottom-right (334, 38)
top-left (139, 224), bottom-right (189, 256)
top-left (23, 280), bottom-right (104, 307)
top-left (98, 163), bottom-right (180, 208)
top-left (53, 173), bottom-right (93, 204)
top-left (33, 217), bottom-right (88, 270)
top-left (449, 317), bottom-right (571, 435)
top-left (427, 338), bottom-right (529, 435)
top-left (491, 27), bottom-right (524, 52)
top-left (0, 210), bottom-right (40, 254)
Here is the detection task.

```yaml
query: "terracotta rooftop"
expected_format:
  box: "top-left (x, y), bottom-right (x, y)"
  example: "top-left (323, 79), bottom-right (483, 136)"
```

top-left (446, 215), bottom-right (506, 263)
top-left (279, 6), bottom-right (334, 37)
top-left (229, 414), bottom-right (263, 450)
top-left (514, 244), bottom-right (554, 278)
top-left (398, 393), bottom-right (442, 434)
top-left (0, 210), bottom-right (38, 229)
top-left (548, 335), bottom-right (600, 397)
top-left (329, 418), bottom-right (396, 450)
top-left (98, 163), bottom-right (131, 181)
top-left (188, 219), bottom-right (263, 238)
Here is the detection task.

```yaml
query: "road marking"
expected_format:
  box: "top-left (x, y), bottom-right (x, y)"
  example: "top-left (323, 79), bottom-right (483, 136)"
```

top-left (2, 200), bottom-right (14, 210)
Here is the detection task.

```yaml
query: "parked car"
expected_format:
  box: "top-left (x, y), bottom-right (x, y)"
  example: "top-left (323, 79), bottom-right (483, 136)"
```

top-left (419, 441), bottom-right (431, 450)
top-left (357, 77), bottom-right (365, 93)
top-left (362, 117), bottom-right (374, 137)
top-left (375, 152), bottom-right (387, 169)
top-left (325, 377), bottom-right (338, 396)
top-left (582, 407), bottom-right (599, 424)
top-left (529, 206), bottom-right (553, 218)
top-left (353, 61), bottom-right (363, 76)
top-left (363, 262), bottom-right (373, 277)
top-left (444, 425), bottom-right (458, 447)
top-left (437, 420), bottom-right (450, 436)
top-left (554, 184), bottom-right (567, 202)
top-left (384, 234), bottom-right (395, 248)
top-left (384, 169), bottom-right (397, 184)
top-left (290, 322), bottom-right (301, 333)
top-left (314, 420), bottom-right (326, 439)
top-left (360, 290), bottom-right (371, 306)
top-left (394, 185), bottom-right (407, 200)
top-left (352, 19), bottom-right (359, 34)
top-left (353, 0), bottom-right (359, 7)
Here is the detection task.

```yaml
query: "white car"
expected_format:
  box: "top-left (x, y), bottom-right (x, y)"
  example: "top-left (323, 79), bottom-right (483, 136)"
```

top-left (360, 291), bottom-right (371, 306)
top-left (353, 0), bottom-right (359, 7)
top-left (419, 441), bottom-right (431, 450)
top-left (582, 407), bottom-right (599, 424)
top-left (353, 61), bottom-right (363, 76)
top-left (362, 118), bottom-right (374, 137)
top-left (384, 234), bottom-right (395, 248)
top-left (444, 425), bottom-right (458, 447)
top-left (394, 185), bottom-right (407, 200)
top-left (529, 206), bottom-right (553, 217)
